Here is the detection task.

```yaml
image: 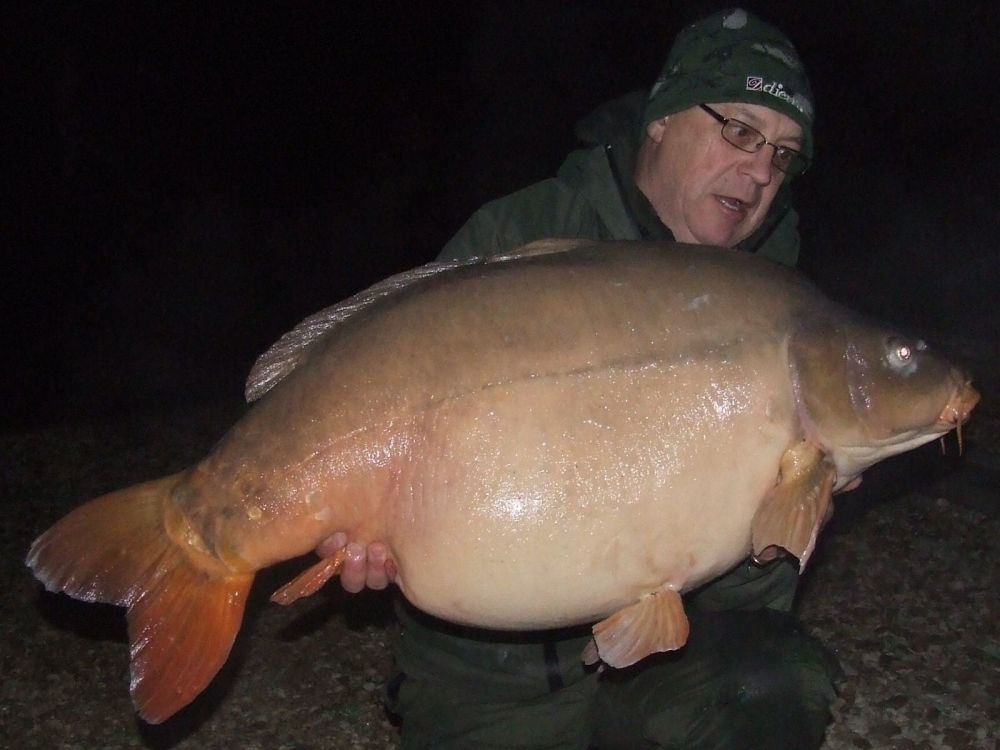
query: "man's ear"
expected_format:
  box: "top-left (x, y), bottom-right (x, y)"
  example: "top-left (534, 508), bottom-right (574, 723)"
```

top-left (646, 116), bottom-right (668, 144)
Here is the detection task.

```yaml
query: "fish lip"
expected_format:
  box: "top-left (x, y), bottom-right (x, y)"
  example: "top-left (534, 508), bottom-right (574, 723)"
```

top-left (936, 382), bottom-right (980, 430)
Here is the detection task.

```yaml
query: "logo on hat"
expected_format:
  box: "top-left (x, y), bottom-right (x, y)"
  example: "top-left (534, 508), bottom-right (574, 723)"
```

top-left (745, 75), bottom-right (813, 120)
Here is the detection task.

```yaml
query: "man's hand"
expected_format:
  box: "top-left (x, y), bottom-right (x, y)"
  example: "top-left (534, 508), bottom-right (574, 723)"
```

top-left (315, 532), bottom-right (396, 593)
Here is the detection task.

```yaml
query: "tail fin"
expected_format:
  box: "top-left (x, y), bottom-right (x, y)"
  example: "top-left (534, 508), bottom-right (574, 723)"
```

top-left (26, 473), bottom-right (255, 724)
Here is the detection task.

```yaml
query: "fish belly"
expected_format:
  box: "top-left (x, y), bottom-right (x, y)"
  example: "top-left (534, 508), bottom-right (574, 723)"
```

top-left (387, 349), bottom-right (795, 629)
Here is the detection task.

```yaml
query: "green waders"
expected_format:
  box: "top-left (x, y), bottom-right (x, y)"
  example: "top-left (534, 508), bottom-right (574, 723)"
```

top-left (385, 558), bottom-right (840, 750)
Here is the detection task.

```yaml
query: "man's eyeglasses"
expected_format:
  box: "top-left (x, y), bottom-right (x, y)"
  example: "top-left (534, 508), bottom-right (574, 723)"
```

top-left (699, 104), bottom-right (809, 177)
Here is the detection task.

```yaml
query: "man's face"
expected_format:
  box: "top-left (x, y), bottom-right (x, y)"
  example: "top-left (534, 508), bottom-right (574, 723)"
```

top-left (635, 103), bottom-right (804, 248)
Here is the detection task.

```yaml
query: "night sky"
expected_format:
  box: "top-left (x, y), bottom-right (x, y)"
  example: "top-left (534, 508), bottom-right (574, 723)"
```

top-left (4, 1), bottom-right (998, 429)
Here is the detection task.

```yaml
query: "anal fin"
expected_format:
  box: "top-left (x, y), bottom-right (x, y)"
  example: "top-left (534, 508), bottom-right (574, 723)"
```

top-left (752, 441), bottom-right (835, 572)
top-left (584, 587), bottom-right (689, 668)
top-left (270, 548), bottom-right (348, 605)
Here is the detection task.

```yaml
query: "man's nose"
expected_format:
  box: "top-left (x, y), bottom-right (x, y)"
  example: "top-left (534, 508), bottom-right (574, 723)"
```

top-left (741, 146), bottom-right (775, 185)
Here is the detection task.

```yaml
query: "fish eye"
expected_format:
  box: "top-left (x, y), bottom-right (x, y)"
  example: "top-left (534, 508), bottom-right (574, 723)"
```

top-left (885, 337), bottom-right (919, 372)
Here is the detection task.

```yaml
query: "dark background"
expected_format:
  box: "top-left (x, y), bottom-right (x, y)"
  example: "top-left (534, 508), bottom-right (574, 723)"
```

top-left (4, 1), bottom-right (998, 429)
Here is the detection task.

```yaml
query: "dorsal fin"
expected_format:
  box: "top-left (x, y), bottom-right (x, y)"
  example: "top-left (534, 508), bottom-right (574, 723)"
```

top-left (244, 238), bottom-right (595, 403)
top-left (488, 238), bottom-right (596, 262)
top-left (245, 258), bottom-right (468, 402)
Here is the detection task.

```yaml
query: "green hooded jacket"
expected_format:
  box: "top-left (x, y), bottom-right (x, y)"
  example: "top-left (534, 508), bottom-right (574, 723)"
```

top-left (438, 91), bottom-right (800, 266)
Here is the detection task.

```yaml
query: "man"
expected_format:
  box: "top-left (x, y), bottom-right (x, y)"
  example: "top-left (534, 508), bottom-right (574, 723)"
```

top-left (322, 8), bottom-right (839, 748)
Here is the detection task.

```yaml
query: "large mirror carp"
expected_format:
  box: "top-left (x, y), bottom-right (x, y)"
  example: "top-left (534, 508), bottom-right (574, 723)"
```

top-left (27, 240), bottom-right (978, 722)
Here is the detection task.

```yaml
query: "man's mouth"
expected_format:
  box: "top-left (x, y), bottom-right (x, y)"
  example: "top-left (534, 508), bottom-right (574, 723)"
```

top-left (715, 195), bottom-right (752, 214)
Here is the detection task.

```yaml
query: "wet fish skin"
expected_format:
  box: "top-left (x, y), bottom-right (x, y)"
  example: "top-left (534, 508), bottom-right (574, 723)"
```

top-left (26, 240), bottom-right (978, 723)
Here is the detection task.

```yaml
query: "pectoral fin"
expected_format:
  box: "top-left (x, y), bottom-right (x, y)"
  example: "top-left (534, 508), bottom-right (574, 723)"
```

top-left (583, 587), bottom-right (689, 668)
top-left (752, 442), bottom-right (835, 572)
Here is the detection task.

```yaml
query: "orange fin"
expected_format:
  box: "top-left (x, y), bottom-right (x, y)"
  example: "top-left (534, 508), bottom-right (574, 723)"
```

top-left (26, 473), bottom-right (254, 724)
top-left (271, 548), bottom-right (347, 605)
top-left (584, 587), bottom-right (690, 668)
top-left (752, 442), bottom-right (835, 572)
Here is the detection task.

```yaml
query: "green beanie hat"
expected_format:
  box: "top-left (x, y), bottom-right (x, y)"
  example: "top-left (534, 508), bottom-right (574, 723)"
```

top-left (643, 8), bottom-right (815, 159)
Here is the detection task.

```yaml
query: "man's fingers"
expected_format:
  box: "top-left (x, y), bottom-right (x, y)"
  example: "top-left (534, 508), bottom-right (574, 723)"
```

top-left (314, 533), bottom-right (396, 592)
top-left (365, 542), bottom-right (390, 590)
top-left (316, 531), bottom-right (348, 558)
top-left (340, 542), bottom-right (367, 593)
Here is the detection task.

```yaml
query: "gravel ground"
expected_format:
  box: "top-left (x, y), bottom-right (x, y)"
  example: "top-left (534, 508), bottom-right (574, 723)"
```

top-left (3, 349), bottom-right (998, 749)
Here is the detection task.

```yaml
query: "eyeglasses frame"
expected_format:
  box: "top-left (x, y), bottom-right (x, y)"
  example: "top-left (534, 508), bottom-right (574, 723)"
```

top-left (698, 103), bottom-right (809, 177)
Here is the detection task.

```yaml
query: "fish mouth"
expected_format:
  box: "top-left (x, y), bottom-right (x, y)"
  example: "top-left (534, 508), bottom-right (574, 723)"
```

top-left (936, 380), bottom-right (980, 453)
